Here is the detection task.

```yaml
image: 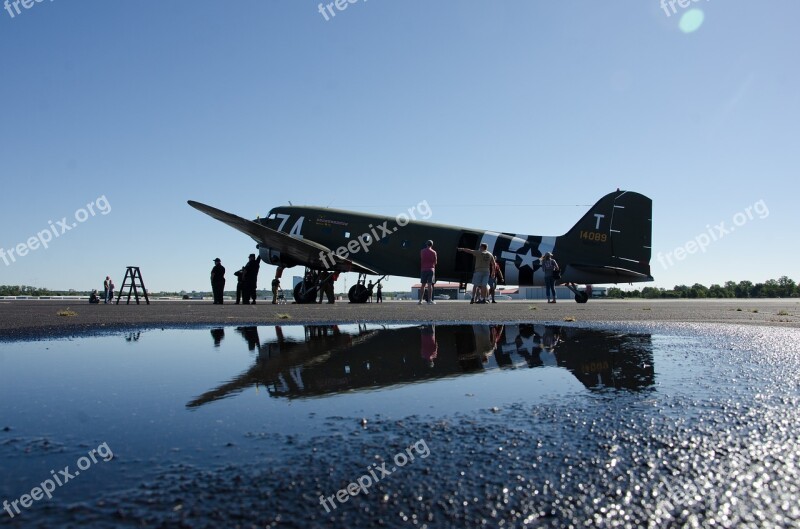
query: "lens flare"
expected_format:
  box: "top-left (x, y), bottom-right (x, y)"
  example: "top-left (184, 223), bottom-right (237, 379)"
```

top-left (679, 8), bottom-right (705, 33)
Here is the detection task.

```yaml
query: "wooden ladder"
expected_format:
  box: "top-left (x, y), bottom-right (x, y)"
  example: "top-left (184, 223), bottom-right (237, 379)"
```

top-left (116, 266), bottom-right (150, 305)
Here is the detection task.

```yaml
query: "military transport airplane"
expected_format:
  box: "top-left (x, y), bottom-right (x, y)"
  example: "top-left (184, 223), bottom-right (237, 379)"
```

top-left (188, 189), bottom-right (652, 304)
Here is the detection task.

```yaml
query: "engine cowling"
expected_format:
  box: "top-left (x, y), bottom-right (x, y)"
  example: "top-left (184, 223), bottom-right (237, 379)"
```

top-left (259, 247), bottom-right (281, 265)
top-left (258, 247), bottom-right (299, 268)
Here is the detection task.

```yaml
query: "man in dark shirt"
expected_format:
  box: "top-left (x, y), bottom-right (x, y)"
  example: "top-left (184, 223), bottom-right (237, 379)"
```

top-left (243, 253), bottom-right (260, 304)
top-left (210, 258), bottom-right (226, 304)
top-left (234, 267), bottom-right (246, 304)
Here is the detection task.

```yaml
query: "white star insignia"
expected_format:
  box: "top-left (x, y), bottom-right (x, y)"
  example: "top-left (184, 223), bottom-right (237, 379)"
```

top-left (517, 249), bottom-right (538, 270)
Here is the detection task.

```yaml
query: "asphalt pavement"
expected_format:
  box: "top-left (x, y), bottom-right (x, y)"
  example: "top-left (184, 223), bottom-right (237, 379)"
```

top-left (0, 299), bottom-right (798, 340)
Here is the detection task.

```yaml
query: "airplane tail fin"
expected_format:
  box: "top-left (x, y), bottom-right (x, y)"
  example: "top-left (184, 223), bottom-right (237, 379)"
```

top-left (561, 190), bottom-right (652, 282)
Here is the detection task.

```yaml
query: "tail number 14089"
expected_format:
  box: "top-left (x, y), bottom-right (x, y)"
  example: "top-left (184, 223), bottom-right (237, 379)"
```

top-left (580, 231), bottom-right (607, 242)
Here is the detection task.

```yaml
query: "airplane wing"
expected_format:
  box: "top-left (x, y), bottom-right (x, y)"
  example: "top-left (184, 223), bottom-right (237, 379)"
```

top-left (187, 200), bottom-right (378, 275)
top-left (187, 327), bottom-right (383, 408)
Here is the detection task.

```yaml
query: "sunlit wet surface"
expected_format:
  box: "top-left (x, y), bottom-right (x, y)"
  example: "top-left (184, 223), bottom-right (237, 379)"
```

top-left (1, 323), bottom-right (799, 528)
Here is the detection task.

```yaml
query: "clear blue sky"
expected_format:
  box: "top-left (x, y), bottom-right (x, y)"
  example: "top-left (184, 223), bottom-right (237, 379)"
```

top-left (1, 1), bottom-right (797, 293)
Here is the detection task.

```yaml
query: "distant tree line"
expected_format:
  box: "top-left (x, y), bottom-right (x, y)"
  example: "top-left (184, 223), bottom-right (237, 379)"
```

top-left (0, 285), bottom-right (184, 297)
top-left (605, 276), bottom-right (798, 299)
top-left (0, 285), bottom-right (55, 296)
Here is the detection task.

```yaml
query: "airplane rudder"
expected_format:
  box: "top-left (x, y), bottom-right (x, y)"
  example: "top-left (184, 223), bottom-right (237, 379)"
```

top-left (609, 191), bottom-right (652, 264)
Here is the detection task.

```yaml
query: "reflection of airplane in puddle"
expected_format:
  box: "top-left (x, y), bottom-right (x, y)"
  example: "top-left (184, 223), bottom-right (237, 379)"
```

top-left (187, 325), bottom-right (380, 408)
top-left (495, 325), bottom-right (654, 391)
top-left (188, 324), bottom-right (655, 408)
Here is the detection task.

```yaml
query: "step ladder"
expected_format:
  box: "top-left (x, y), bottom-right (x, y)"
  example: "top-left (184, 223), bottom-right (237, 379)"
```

top-left (116, 266), bottom-right (150, 305)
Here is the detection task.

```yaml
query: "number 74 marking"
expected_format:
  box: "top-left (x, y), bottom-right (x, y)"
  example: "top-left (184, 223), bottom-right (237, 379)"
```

top-left (276, 214), bottom-right (305, 238)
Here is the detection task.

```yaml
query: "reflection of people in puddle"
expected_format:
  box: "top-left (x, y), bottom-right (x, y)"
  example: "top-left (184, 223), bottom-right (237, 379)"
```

top-left (473, 324), bottom-right (495, 364)
top-left (514, 324), bottom-right (540, 367)
top-left (455, 325), bottom-right (497, 370)
top-left (236, 326), bottom-right (260, 351)
top-left (420, 324), bottom-right (438, 367)
top-left (537, 326), bottom-right (562, 366)
top-left (210, 328), bottom-right (225, 347)
top-left (490, 325), bottom-right (512, 367)
top-left (264, 325), bottom-right (286, 357)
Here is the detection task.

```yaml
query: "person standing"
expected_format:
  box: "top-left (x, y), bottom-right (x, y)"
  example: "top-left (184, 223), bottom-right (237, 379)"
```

top-left (376, 282), bottom-right (383, 303)
top-left (324, 272), bottom-right (337, 304)
top-left (419, 240), bottom-right (437, 305)
top-left (234, 267), bottom-right (246, 304)
top-left (211, 258), bottom-right (226, 304)
top-left (103, 276), bottom-right (110, 304)
top-left (457, 243), bottom-right (495, 304)
top-left (243, 253), bottom-right (260, 304)
top-left (271, 277), bottom-right (280, 304)
top-left (367, 280), bottom-right (374, 302)
top-left (541, 252), bottom-right (560, 303)
top-left (272, 266), bottom-right (285, 304)
top-left (106, 277), bottom-right (115, 304)
top-left (489, 258), bottom-right (504, 303)
top-left (317, 272), bottom-right (330, 304)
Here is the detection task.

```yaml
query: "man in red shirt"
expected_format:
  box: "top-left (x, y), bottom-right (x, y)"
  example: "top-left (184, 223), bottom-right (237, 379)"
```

top-left (489, 258), bottom-right (504, 303)
top-left (419, 240), bottom-right (437, 304)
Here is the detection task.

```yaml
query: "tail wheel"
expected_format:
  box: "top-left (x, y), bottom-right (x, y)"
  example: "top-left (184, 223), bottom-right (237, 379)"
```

top-left (575, 292), bottom-right (589, 304)
top-left (293, 281), bottom-right (317, 304)
top-left (348, 284), bottom-right (369, 304)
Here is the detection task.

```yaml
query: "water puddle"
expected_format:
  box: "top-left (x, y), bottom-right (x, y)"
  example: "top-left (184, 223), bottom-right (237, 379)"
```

top-left (2, 323), bottom-right (797, 528)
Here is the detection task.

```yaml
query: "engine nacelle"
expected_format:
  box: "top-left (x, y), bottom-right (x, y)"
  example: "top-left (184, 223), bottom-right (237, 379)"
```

top-left (259, 247), bottom-right (282, 265)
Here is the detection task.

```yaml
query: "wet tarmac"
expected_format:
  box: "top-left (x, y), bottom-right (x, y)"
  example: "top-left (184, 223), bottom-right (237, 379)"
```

top-left (1, 321), bottom-right (800, 528)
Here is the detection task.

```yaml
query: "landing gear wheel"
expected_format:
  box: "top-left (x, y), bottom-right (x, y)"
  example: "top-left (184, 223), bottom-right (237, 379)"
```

top-left (348, 284), bottom-right (369, 304)
top-left (575, 292), bottom-right (589, 304)
top-left (294, 281), bottom-right (318, 304)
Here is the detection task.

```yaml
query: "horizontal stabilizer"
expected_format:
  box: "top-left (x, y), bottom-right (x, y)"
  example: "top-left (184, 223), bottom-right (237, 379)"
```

top-left (187, 201), bottom-right (378, 275)
top-left (567, 263), bottom-right (654, 284)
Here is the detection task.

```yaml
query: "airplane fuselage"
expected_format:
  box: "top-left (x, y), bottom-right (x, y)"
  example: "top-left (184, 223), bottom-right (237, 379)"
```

top-left (257, 203), bottom-right (647, 287)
